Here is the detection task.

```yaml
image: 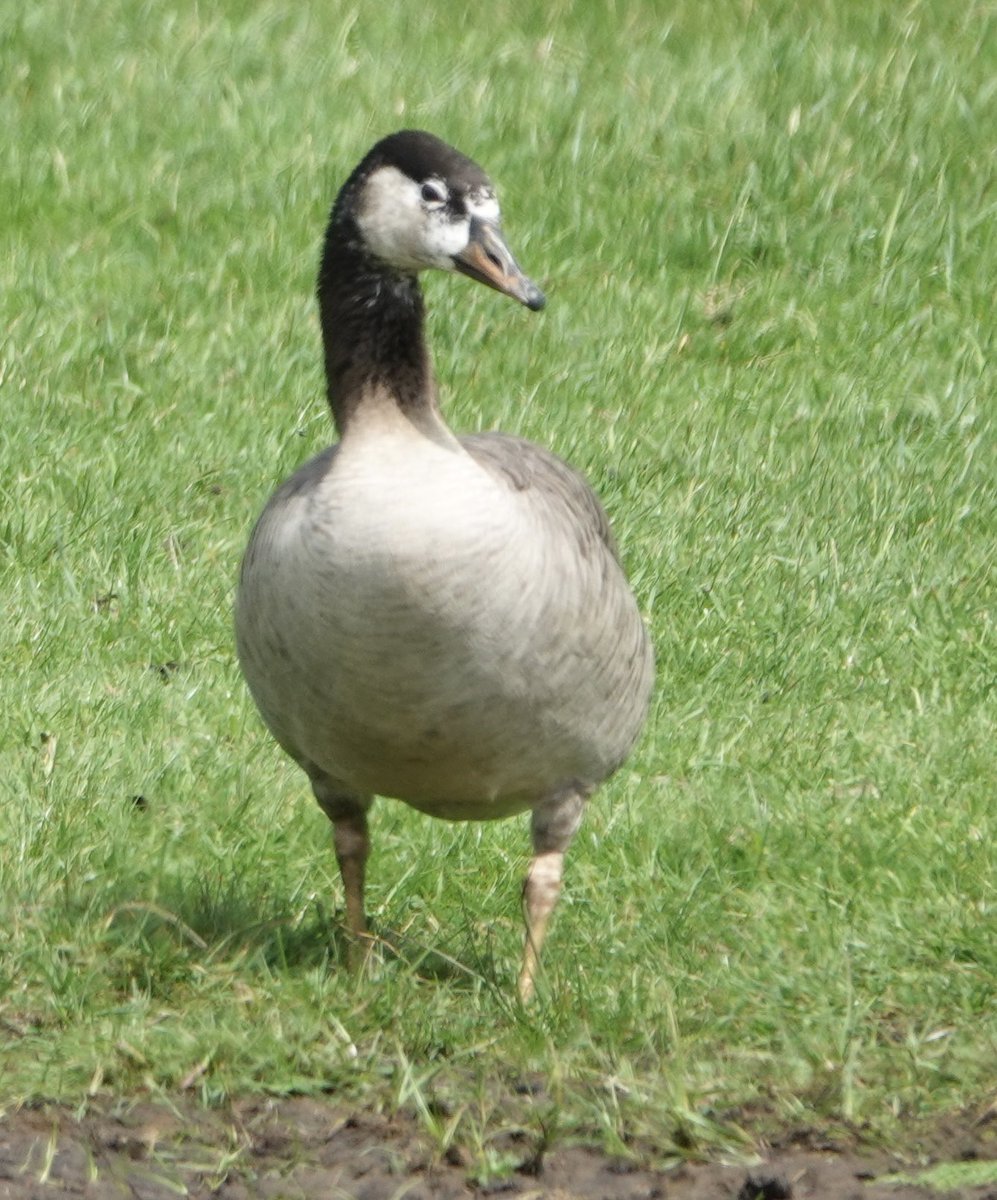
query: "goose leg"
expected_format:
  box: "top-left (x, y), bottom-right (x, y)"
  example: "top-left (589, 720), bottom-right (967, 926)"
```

top-left (519, 786), bottom-right (586, 1002)
top-left (309, 771), bottom-right (373, 961)
top-left (331, 807), bottom-right (370, 941)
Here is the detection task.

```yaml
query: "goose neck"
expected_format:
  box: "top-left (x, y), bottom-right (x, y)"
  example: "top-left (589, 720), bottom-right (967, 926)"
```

top-left (317, 234), bottom-right (445, 440)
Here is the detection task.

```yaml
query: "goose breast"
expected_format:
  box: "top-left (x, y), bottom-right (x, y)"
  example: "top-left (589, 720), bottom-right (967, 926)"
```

top-left (236, 427), bottom-right (651, 819)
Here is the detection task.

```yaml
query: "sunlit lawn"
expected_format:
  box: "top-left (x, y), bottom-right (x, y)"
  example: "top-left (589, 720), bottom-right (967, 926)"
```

top-left (1, 0), bottom-right (994, 1162)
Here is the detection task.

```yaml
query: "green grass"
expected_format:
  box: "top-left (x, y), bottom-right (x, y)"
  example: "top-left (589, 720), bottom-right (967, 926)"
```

top-left (1, 0), bottom-right (995, 1166)
top-left (883, 1161), bottom-right (997, 1192)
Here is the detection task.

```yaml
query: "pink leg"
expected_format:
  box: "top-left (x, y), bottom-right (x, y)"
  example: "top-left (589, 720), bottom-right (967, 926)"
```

top-left (310, 771), bottom-right (372, 965)
top-left (518, 787), bottom-right (586, 1002)
top-left (332, 809), bottom-right (370, 941)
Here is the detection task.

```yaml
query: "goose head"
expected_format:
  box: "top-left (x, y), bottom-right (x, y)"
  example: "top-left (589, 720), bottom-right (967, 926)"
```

top-left (332, 130), bottom-right (546, 311)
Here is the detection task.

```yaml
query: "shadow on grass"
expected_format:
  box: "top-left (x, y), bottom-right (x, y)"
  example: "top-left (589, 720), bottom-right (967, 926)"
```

top-left (98, 876), bottom-right (508, 999)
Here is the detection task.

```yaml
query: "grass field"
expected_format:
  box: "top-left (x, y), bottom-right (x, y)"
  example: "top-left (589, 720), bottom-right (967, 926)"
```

top-left (1, 0), bottom-right (994, 1167)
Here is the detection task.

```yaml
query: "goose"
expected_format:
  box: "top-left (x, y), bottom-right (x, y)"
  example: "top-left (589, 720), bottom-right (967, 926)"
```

top-left (235, 130), bottom-right (654, 1001)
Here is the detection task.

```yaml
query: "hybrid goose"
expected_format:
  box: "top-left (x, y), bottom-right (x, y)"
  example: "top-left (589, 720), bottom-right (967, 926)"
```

top-left (236, 131), bottom-right (654, 1000)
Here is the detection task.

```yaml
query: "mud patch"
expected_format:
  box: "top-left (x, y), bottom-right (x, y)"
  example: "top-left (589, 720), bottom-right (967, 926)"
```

top-left (0, 1097), bottom-right (994, 1199)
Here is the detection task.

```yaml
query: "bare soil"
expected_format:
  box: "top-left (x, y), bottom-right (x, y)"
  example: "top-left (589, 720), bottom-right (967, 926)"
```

top-left (1, 1097), bottom-right (994, 1200)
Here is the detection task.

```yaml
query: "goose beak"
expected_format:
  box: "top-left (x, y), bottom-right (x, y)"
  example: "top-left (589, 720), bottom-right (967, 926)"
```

top-left (453, 217), bottom-right (546, 311)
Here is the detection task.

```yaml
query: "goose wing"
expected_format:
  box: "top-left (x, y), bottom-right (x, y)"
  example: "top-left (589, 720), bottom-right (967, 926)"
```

top-left (462, 431), bottom-right (621, 563)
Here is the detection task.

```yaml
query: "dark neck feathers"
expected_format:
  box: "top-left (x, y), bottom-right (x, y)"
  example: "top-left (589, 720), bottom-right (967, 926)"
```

top-left (317, 213), bottom-right (440, 438)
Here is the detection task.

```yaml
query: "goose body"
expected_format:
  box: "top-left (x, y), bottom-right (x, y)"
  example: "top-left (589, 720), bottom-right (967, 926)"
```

top-left (236, 131), bottom-right (653, 998)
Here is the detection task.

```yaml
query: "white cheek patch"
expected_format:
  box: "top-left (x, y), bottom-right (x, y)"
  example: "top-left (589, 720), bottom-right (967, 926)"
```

top-left (422, 211), bottom-right (472, 265)
top-left (357, 166), bottom-right (435, 271)
top-left (356, 166), bottom-right (502, 272)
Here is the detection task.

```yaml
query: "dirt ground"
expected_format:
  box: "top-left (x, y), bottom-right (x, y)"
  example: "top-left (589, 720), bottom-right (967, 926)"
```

top-left (1, 1097), bottom-right (994, 1200)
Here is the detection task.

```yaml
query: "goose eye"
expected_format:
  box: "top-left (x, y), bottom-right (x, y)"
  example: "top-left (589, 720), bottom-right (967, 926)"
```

top-left (420, 181), bottom-right (447, 206)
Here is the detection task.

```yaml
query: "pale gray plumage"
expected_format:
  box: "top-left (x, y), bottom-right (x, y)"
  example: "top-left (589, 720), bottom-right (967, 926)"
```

top-left (235, 130), bottom-right (653, 999)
